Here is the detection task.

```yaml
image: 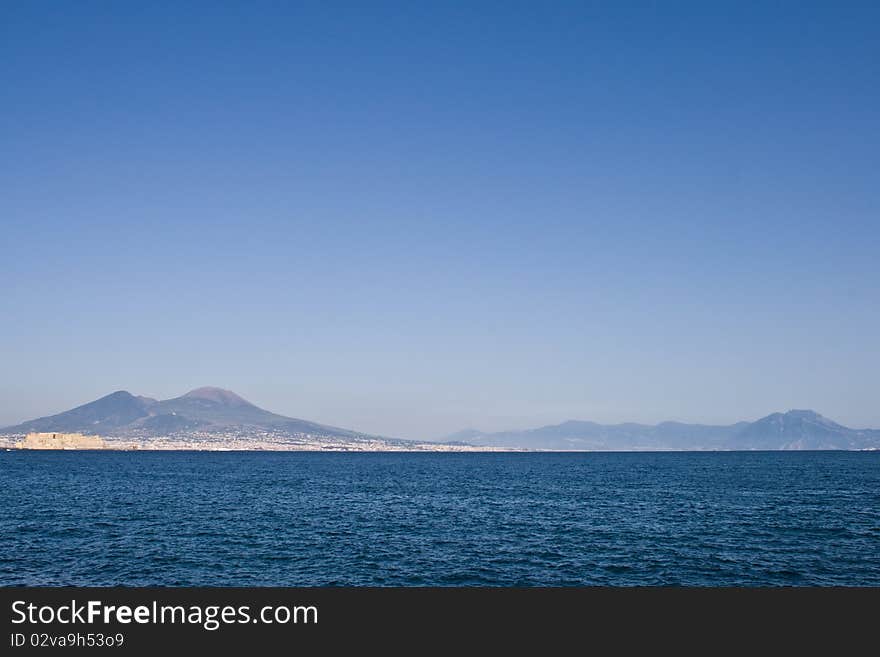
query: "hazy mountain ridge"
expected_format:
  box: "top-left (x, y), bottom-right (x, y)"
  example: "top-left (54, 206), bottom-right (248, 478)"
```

top-left (2, 387), bottom-right (365, 440)
top-left (453, 410), bottom-right (880, 450)
top-left (5, 393), bottom-right (879, 450)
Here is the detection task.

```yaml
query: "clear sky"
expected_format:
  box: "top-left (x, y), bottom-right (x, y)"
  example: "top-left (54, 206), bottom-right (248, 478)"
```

top-left (2, 2), bottom-right (878, 438)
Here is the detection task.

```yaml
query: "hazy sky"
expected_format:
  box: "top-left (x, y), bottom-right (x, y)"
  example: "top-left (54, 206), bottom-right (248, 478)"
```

top-left (2, 2), bottom-right (878, 438)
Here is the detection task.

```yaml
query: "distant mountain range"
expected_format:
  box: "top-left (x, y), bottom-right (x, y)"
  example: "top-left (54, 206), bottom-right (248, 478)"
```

top-left (4, 391), bottom-right (878, 450)
top-left (449, 410), bottom-right (880, 451)
top-left (1, 387), bottom-right (365, 439)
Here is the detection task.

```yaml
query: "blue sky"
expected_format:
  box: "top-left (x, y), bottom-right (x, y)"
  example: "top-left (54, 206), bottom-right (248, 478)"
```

top-left (2, 2), bottom-right (878, 438)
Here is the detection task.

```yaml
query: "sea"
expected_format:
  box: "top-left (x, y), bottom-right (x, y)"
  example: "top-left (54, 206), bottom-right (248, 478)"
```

top-left (1, 451), bottom-right (878, 586)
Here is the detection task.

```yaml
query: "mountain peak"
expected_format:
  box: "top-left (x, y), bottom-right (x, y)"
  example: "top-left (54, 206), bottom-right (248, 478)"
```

top-left (783, 409), bottom-right (822, 419)
top-left (181, 387), bottom-right (253, 406)
top-left (757, 409), bottom-right (841, 428)
top-left (105, 390), bottom-right (135, 399)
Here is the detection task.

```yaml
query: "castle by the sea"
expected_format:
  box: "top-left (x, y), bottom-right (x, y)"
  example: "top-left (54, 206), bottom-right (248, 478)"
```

top-left (15, 432), bottom-right (106, 450)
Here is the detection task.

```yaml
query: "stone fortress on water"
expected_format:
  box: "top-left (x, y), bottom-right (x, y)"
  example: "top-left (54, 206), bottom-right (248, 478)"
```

top-left (15, 432), bottom-right (106, 450)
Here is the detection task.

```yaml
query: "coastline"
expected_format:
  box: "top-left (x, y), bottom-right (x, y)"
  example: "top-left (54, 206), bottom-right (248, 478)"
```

top-left (2, 440), bottom-right (876, 453)
top-left (0, 435), bottom-right (516, 452)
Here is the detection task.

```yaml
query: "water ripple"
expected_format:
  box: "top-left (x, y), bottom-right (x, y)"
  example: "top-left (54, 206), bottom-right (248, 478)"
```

top-left (1, 451), bottom-right (878, 586)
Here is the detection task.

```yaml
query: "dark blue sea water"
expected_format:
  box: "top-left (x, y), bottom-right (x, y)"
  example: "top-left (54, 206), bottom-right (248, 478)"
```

top-left (1, 451), bottom-right (878, 586)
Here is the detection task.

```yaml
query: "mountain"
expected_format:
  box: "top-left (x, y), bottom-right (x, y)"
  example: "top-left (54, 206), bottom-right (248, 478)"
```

top-left (2, 387), bottom-right (365, 439)
top-left (454, 419), bottom-right (741, 450)
top-left (728, 410), bottom-right (879, 450)
top-left (2, 390), bottom-right (155, 433)
top-left (453, 410), bottom-right (880, 451)
top-left (7, 394), bottom-right (879, 450)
